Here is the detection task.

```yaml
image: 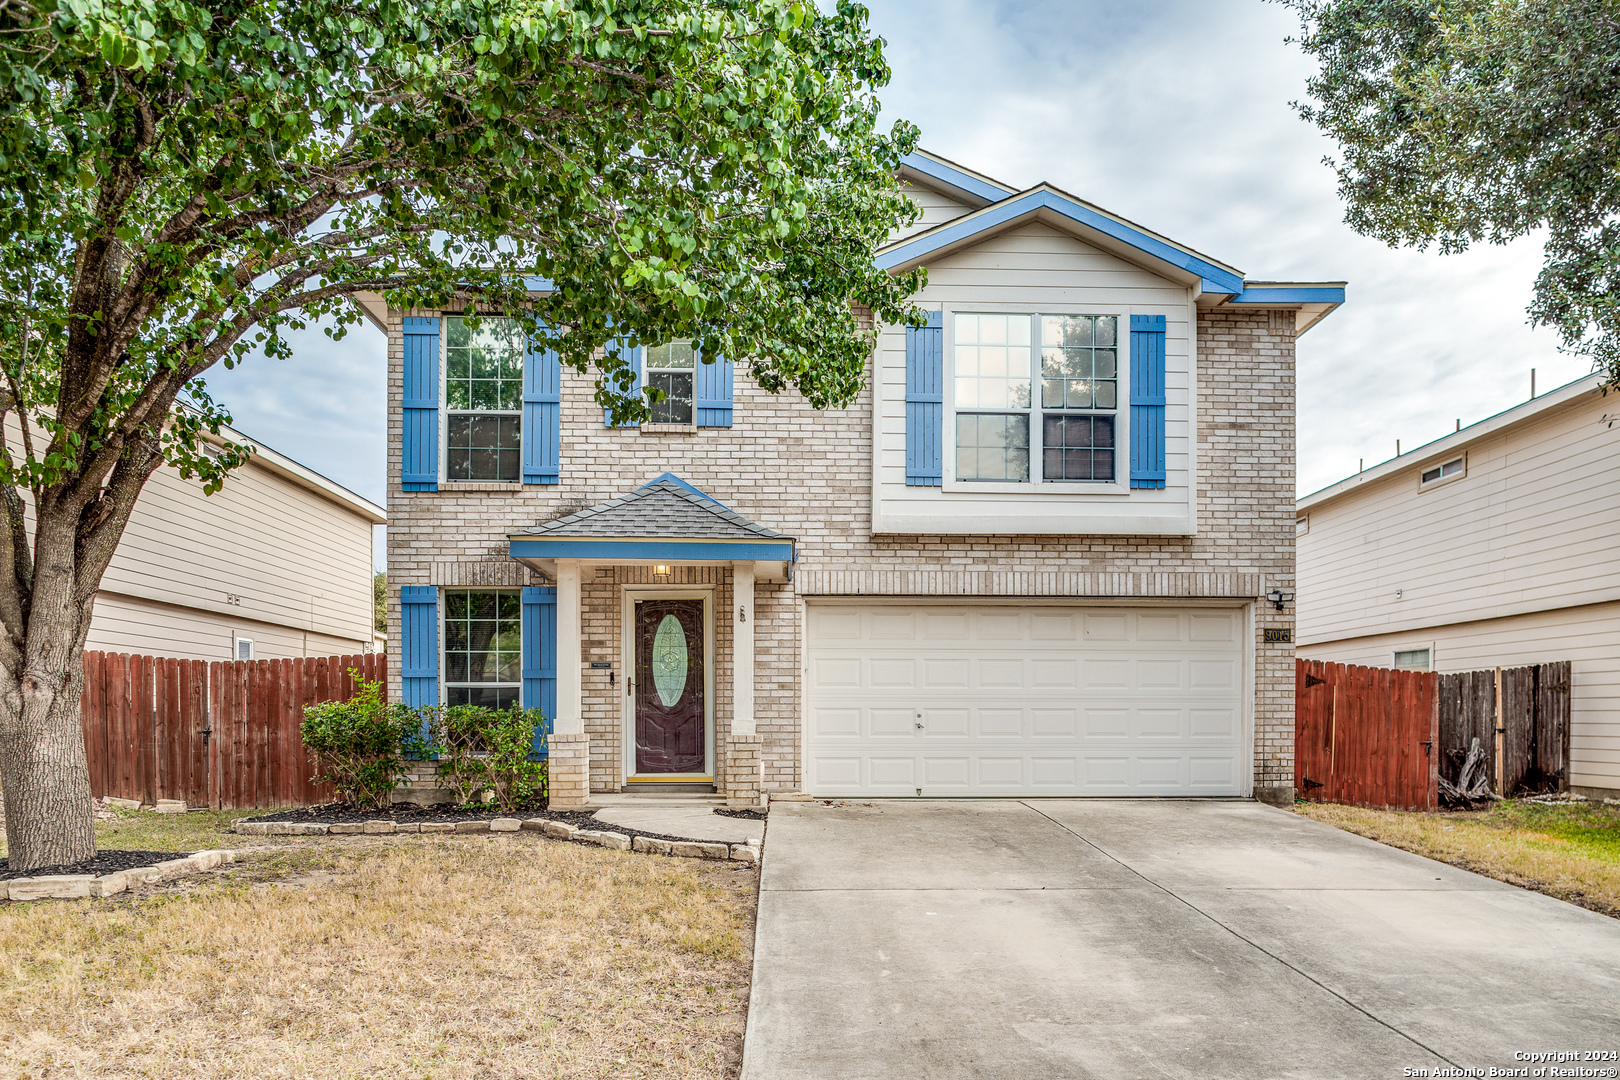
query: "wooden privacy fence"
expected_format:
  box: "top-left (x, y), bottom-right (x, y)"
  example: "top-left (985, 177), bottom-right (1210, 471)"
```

top-left (1296, 660), bottom-right (1439, 811)
top-left (1295, 659), bottom-right (1572, 810)
top-left (81, 650), bottom-right (387, 810)
top-left (1438, 662), bottom-right (1571, 797)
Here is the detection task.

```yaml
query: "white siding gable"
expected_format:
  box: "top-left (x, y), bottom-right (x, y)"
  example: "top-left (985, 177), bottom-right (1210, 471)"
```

top-left (872, 220), bottom-right (1197, 535)
top-left (891, 179), bottom-right (977, 243)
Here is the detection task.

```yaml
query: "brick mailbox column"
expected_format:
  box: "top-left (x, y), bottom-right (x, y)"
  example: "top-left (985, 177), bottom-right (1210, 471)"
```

top-left (723, 734), bottom-right (763, 808)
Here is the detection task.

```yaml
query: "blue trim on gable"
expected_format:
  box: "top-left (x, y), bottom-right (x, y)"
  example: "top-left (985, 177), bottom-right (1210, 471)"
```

top-left (1228, 286), bottom-right (1347, 305)
top-left (875, 189), bottom-right (1247, 296)
top-left (637, 472), bottom-right (735, 512)
top-left (509, 539), bottom-right (794, 562)
top-left (900, 152), bottom-right (1014, 205)
top-left (520, 276), bottom-right (556, 292)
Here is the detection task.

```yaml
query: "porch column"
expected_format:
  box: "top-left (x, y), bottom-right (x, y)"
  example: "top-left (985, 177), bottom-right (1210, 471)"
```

top-left (724, 561), bottom-right (762, 807)
top-left (549, 558), bottom-right (591, 807)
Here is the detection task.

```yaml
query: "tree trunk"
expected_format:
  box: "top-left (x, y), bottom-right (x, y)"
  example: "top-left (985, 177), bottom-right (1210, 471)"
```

top-left (0, 656), bottom-right (96, 872)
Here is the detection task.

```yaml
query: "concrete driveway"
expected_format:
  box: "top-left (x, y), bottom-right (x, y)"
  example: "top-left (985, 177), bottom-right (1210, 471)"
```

top-left (741, 800), bottom-right (1620, 1080)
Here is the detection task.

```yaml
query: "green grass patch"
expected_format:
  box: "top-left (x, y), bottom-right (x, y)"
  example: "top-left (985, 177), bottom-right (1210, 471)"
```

top-left (1, 807), bottom-right (278, 859)
top-left (1470, 800), bottom-right (1620, 863)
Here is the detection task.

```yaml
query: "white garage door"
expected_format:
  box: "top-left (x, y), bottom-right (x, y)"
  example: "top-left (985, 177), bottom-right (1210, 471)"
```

top-left (804, 603), bottom-right (1248, 798)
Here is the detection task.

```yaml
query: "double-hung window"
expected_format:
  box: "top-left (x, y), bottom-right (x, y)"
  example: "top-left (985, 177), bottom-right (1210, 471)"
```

top-left (644, 340), bottom-right (695, 423)
top-left (446, 316), bottom-right (523, 481)
top-left (953, 313), bottom-right (1119, 484)
top-left (443, 589), bottom-right (520, 708)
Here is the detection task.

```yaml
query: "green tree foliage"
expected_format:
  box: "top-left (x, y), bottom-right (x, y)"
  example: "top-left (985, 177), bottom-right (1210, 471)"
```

top-left (374, 572), bottom-right (386, 634)
top-left (1282, 0), bottom-right (1620, 385)
top-left (0, 0), bottom-right (921, 871)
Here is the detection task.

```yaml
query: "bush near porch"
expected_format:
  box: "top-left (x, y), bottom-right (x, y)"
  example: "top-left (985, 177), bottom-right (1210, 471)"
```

top-left (1295, 799), bottom-right (1620, 918)
top-left (301, 676), bottom-right (548, 811)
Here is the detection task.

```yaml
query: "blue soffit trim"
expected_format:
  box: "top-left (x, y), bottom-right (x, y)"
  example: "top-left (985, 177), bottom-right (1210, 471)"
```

top-left (508, 538), bottom-right (795, 562)
top-left (637, 472), bottom-right (735, 513)
top-left (875, 187), bottom-right (1247, 296)
top-left (1227, 285), bottom-right (1347, 305)
top-left (900, 151), bottom-right (1016, 205)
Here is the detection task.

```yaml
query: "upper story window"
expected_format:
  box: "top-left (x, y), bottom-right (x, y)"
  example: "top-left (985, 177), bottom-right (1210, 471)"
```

top-left (953, 313), bottom-right (1118, 484)
top-left (443, 588), bottom-right (520, 708)
top-left (1420, 455), bottom-right (1465, 489)
top-left (446, 316), bottom-right (523, 481)
top-left (645, 341), bottom-right (695, 424)
top-left (1393, 648), bottom-right (1431, 672)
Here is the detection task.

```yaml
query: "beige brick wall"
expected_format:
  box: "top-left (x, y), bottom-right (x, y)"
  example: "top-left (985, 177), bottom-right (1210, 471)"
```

top-left (386, 306), bottom-right (1296, 797)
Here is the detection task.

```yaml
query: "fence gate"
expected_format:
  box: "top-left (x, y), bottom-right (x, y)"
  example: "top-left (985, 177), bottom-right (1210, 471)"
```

top-left (1436, 662), bottom-right (1570, 795)
top-left (80, 651), bottom-right (387, 810)
top-left (1295, 659), bottom-right (1439, 810)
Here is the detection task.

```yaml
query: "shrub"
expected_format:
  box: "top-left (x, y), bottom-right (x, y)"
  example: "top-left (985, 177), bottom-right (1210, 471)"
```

top-left (428, 705), bottom-right (548, 812)
top-left (301, 673), bottom-right (424, 809)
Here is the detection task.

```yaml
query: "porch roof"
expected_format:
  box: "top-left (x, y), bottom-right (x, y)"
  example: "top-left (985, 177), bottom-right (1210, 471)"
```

top-left (507, 474), bottom-right (796, 566)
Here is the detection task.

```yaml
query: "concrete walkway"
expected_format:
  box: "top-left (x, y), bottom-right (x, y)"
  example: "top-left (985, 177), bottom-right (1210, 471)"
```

top-left (742, 800), bottom-right (1620, 1080)
top-left (589, 795), bottom-right (764, 844)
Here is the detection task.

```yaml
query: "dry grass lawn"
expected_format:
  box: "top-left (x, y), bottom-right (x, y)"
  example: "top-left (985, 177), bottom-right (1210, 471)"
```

top-left (1, 832), bottom-right (757, 1079)
top-left (1295, 798), bottom-right (1620, 918)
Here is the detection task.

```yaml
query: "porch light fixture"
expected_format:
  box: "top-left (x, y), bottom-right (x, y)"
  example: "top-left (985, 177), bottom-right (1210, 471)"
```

top-left (653, 564), bottom-right (672, 578)
top-left (1266, 588), bottom-right (1294, 612)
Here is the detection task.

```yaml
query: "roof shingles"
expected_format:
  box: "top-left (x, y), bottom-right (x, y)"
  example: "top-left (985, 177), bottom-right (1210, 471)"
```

top-left (512, 477), bottom-right (787, 541)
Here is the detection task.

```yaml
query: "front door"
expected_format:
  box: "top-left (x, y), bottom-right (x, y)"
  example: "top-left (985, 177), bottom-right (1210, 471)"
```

top-left (634, 599), bottom-right (706, 774)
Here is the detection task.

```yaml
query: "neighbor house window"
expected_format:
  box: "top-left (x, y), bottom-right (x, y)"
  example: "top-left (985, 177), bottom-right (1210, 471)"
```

top-left (644, 340), bottom-right (695, 424)
top-left (953, 313), bottom-right (1118, 484)
top-left (446, 316), bottom-right (523, 481)
top-left (443, 589), bottom-right (520, 708)
top-left (1393, 649), bottom-right (1431, 672)
top-left (1296, 516), bottom-right (1310, 537)
top-left (1420, 456), bottom-right (1465, 488)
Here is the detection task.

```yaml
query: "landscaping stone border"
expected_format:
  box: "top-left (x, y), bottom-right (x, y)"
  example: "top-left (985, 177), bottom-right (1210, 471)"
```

top-left (232, 816), bottom-right (761, 864)
top-left (4, 850), bottom-right (240, 902)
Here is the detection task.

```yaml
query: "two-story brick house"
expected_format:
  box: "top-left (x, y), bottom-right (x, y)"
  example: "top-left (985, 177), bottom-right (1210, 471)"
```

top-left (367, 150), bottom-right (1344, 809)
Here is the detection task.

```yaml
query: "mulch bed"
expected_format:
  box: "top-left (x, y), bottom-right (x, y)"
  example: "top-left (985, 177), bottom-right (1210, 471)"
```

top-left (240, 804), bottom-right (745, 848)
top-left (714, 807), bottom-right (767, 821)
top-left (0, 849), bottom-right (192, 882)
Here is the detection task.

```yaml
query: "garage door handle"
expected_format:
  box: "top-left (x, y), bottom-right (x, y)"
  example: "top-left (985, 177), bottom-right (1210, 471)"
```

top-left (915, 722), bottom-right (923, 729)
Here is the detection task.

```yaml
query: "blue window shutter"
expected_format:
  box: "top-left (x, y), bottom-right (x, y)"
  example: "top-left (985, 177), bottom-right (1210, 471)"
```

top-left (522, 336), bottom-right (562, 485)
top-left (905, 311), bottom-right (944, 486)
top-left (401, 317), bottom-right (440, 492)
top-left (694, 350), bottom-right (734, 427)
top-left (521, 586), bottom-right (557, 755)
top-left (1130, 314), bottom-right (1167, 489)
top-left (604, 342), bottom-right (642, 427)
top-left (399, 586), bottom-right (439, 708)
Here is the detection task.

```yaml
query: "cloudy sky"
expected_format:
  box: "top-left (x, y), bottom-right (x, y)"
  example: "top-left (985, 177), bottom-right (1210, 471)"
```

top-left (210, 0), bottom-right (1584, 568)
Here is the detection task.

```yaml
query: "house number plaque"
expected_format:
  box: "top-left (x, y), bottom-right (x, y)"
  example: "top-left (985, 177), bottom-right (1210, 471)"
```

top-left (1263, 629), bottom-right (1293, 643)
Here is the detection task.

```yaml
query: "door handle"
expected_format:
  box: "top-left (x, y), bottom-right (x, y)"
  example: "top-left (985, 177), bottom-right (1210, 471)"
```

top-left (626, 676), bottom-right (633, 698)
top-left (915, 722), bottom-right (924, 729)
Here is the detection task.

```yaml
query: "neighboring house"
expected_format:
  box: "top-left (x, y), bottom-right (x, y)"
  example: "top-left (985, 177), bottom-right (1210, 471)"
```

top-left (85, 423), bottom-right (386, 662)
top-left (361, 149), bottom-right (1345, 808)
top-left (1295, 372), bottom-right (1619, 799)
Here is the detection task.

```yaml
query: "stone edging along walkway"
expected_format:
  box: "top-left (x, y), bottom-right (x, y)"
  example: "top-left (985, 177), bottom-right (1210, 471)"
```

top-left (4, 850), bottom-right (239, 902)
top-left (232, 816), bottom-right (762, 864)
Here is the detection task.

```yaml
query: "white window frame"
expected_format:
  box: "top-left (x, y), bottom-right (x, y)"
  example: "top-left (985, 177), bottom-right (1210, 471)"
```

top-left (1295, 516), bottom-right (1310, 538)
top-left (441, 315), bottom-right (523, 484)
top-left (439, 587), bottom-right (523, 709)
top-left (232, 635), bottom-right (254, 661)
top-left (1392, 646), bottom-right (1434, 672)
top-left (643, 340), bottom-right (696, 426)
top-left (1418, 454), bottom-right (1466, 492)
top-left (943, 306), bottom-right (1131, 496)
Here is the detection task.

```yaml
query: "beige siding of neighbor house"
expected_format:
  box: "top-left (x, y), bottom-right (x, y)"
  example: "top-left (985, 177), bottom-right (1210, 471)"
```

top-left (872, 220), bottom-right (1199, 535)
top-left (1296, 378), bottom-right (1620, 794)
top-left (82, 448), bottom-right (382, 662)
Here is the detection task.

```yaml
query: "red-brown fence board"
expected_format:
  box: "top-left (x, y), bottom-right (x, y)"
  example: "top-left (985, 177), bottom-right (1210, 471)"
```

top-left (1295, 659), bottom-right (1438, 811)
top-left (78, 649), bottom-right (386, 810)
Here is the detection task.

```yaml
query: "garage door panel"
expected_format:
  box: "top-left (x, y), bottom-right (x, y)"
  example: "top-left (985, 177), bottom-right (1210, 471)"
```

top-left (805, 603), bottom-right (1248, 798)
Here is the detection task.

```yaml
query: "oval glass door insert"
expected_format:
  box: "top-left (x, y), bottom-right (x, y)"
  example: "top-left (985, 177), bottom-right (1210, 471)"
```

top-left (652, 614), bottom-right (689, 707)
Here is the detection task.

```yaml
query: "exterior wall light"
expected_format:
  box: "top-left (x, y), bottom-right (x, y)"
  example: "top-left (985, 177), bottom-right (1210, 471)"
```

top-left (1266, 589), bottom-right (1294, 612)
top-left (653, 564), bottom-right (672, 578)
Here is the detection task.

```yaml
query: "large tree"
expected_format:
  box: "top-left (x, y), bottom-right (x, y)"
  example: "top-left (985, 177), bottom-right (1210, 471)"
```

top-left (0, 0), bottom-right (922, 871)
top-left (1282, 0), bottom-right (1620, 386)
